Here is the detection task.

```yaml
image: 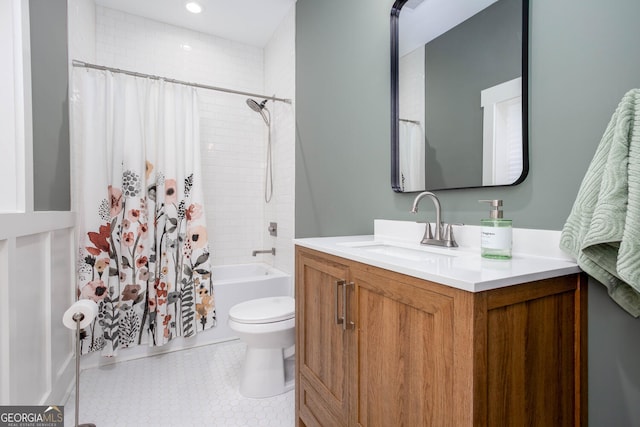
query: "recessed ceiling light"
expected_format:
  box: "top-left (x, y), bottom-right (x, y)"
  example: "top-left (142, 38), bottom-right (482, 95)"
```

top-left (185, 2), bottom-right (203, 14)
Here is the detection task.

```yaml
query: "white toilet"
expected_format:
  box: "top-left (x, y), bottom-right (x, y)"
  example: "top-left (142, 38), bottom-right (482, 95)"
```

top-left (228, 296), bottom-right (295, 398)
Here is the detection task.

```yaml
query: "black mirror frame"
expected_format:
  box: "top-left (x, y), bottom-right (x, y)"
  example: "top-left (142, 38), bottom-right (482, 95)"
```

top-left (390, 0), bottom-right (530, 192)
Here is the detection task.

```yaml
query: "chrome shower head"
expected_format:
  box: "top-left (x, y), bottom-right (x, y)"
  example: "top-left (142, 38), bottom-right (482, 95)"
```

top-left (246, 98), bottom-right (268, 112)
top-left (246, 98), bottom-right (270, 126)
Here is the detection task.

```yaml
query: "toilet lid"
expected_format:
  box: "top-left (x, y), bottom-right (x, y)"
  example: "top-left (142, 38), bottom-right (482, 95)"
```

top-left (229, 296), bottom-right (295, 324)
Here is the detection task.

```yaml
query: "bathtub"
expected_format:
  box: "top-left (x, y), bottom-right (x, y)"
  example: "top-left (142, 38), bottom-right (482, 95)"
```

top-left (209, 263), bottom-right (292, 343)
top-left (82, 262), bottom-right (291, 368)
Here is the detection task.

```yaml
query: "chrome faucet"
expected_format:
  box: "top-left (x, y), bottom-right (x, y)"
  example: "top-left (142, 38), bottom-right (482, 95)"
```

top-left (410, 191), bottom-right (458, 247)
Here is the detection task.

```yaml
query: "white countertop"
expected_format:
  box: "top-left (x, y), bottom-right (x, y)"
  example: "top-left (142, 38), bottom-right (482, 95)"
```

top-left (294, 220), bottom-right (582, 293)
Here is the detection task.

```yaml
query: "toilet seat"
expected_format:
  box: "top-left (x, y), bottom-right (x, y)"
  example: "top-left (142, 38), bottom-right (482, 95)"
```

top-left (229, 296), bottom-right (294, 324)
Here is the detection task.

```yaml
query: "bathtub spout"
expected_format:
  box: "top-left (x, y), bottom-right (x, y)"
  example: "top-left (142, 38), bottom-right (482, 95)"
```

top-left (252, 248), bottom-right (276, 256)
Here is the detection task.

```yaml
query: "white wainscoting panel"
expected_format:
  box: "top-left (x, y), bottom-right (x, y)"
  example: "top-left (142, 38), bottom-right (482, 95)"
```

top-left (0, 238), bottom-right (11, 404)
top-left (50, 228), bottom-right (74, 401)
top-left (0, 212), bottom-right (75, 406)
top-left (12, 233), bottom-right (49, 404)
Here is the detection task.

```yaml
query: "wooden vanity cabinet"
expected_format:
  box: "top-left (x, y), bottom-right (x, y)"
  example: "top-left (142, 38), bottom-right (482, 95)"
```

top-left (295, 246), bottom-right (587, 427)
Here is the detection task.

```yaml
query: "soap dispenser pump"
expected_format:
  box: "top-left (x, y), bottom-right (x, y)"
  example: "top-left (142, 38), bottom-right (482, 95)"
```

top-left (479, 199), bottom-right (512, 259)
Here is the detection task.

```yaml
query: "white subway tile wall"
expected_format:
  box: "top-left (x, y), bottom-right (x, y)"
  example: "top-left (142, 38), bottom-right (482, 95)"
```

top-left (94, 6), bottom-right (295, 273)
top-left (264, 7), bottom-right (295, 275)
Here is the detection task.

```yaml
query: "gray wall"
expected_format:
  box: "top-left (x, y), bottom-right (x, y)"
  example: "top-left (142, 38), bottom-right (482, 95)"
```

top-left (30, 0), bottom-right (70, 211)
top-left (425, 0), bottom-right (521, 189)
top-left (295, 0), bottom-right (640, 425)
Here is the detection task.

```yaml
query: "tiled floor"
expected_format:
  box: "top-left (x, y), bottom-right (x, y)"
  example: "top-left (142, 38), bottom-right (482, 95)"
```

top-left (64, 340), bottom-right (295, 426)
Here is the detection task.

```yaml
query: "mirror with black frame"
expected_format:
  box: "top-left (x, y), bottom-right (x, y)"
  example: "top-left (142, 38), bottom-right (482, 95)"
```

top-left (391, 0), bottom-right (529, 192)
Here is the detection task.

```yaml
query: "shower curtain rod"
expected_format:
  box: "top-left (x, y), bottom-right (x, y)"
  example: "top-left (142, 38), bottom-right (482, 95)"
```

top-left (71, 60), bottom-right (292, 104)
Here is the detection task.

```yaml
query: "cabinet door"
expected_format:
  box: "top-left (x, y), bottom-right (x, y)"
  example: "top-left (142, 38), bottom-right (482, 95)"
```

top-left (483, 275), bottom-right (587, 426)
top-left (296, 250), bottom-right (352, 427)
top-left (353, 268), bottom-right (457, 427)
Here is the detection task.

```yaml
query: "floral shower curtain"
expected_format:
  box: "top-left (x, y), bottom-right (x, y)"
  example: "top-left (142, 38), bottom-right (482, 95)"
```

top-left (72, 69), bottom-right (215, 356)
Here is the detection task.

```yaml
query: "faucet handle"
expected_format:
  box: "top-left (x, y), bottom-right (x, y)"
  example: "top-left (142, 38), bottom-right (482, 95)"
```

top-left (419, 223), bottom-right (433, 245)
top-left (443, 223), bottom-right (454, 241)
top-left (441, 223), bottom-right (459, 247)
top-left (425, 223), bottom-right (433, 239)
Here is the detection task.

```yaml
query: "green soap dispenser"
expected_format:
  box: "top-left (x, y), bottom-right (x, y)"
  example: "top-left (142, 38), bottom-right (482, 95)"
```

top-left (479, 199), bottom-right (512, 259)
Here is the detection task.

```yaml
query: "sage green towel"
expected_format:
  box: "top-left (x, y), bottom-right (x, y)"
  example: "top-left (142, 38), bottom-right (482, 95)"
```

top-left (560, 88), bottom-right (640, 317)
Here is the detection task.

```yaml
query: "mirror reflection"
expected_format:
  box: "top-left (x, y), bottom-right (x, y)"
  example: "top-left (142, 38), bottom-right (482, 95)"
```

top-left (391, 0), bottom-right (529, 192)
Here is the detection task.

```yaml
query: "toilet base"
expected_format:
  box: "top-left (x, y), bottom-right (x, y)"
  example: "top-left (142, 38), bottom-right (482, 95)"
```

top-left (239, 347), bottom-right (295, 398)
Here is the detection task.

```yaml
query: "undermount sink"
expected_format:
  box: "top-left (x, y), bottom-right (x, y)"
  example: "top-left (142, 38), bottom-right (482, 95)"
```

top-left (336, 240), bottom-right (462, 262)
